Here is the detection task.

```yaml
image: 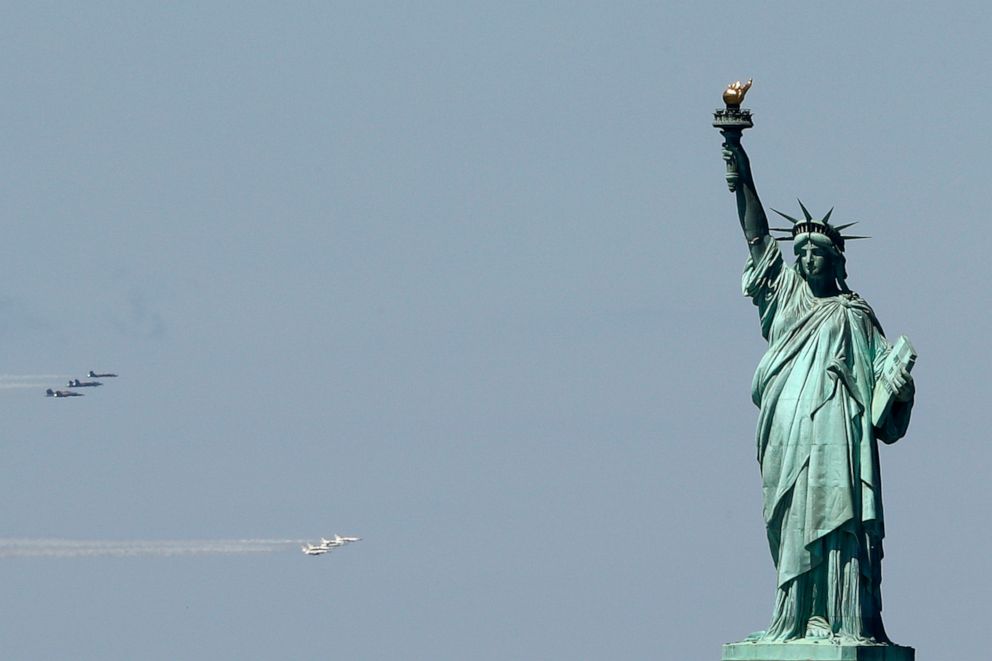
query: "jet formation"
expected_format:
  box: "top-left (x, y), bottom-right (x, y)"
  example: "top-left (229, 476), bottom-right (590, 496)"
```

top-left (301, 534), bottom-right (361, 556)
top-left (46, 370), bottom-right (118, 399)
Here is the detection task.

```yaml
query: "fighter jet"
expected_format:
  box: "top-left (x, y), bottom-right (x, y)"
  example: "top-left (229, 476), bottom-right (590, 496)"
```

top-left (88, 371), bottom-right (118, 378)
top-left (320, 534), bottom-right (361, 547)
top-left (301, 544), bottom-right (329, 556)
top-left (46, 388), bottom-right (83, 398)
top-left (67, 379), bottom-right (102, 388)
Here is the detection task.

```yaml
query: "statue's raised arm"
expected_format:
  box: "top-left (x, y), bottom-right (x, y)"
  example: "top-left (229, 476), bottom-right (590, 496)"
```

top-left (712, 80), bottom-right (770, 261)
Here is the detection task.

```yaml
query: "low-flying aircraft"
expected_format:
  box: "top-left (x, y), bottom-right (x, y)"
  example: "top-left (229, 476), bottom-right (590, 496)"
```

top-left (67, 379), bottom-right (103, 388)
top-left (319, 534), bottom-right (361, 547)
top-left (46, 389), bottom-right (83, 398)
top-left (302, 544), bottom-right (329, 556)
top-left (88, 371), bottom-right (118, 378)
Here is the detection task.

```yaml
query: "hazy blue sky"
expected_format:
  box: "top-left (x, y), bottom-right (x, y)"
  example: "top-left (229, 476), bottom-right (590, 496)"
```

top-left (0, 3), bottom-right (987, 659)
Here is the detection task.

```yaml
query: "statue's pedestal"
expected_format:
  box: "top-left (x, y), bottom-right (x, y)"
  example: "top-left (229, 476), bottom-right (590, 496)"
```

top-left (722, 641), bottom-right (914, 661)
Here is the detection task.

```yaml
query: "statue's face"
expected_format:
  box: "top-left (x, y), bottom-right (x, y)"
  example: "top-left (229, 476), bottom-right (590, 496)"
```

top-left (799, 243), bottom-right (831, 278)
top-left (794, 234), bottom-right (836, 281)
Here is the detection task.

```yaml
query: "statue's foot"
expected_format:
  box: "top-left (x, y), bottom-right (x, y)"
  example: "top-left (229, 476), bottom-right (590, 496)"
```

top-left (744, 630), bottom-right (766, 642)
top-left (805, 616), bottom-right (833, 641)
top-left (835, 634), bottom-right (885, 646)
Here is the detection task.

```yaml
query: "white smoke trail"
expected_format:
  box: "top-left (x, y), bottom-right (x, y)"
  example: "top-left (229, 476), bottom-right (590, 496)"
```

top-left (0, 538), bottom-right (310, 558)
top-left (0, 375), bottom-right (73, 390)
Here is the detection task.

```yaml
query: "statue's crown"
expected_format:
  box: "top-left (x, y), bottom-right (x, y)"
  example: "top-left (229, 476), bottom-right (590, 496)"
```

top-left (769, 201), bottom-right (868, 252)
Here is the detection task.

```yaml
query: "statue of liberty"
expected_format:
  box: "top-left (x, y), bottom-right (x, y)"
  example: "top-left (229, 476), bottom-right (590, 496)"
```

top-left (716, 82), bottom-right (916, 645)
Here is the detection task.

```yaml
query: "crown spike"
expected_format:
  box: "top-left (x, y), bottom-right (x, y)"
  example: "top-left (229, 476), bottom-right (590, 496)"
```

top-left (834, 222), bottom-right (858, 231)
top-left (771, 208), bottom-right (801, 224)
top-left (821, 207), bottom-right (834, 224)
top-left (841, 235), bottom-right (870, 241)
top-left (797, 199), bottom-right (813, 221)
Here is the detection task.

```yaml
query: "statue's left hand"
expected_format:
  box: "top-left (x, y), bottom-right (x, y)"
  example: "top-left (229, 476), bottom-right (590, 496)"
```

top-left (892, 367), bottom-right (915, 402)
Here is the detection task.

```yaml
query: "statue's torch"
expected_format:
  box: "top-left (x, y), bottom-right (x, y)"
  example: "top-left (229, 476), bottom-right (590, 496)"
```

top-left (713, 79), bottom-right (753, 192)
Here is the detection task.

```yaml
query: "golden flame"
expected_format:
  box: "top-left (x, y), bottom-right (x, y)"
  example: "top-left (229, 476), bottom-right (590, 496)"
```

top-left (723, 79), bottom-right (752, 107)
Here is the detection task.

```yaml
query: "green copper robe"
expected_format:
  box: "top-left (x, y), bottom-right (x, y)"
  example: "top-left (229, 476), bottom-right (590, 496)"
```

top-left (742, 239), bottom-right (912, 641)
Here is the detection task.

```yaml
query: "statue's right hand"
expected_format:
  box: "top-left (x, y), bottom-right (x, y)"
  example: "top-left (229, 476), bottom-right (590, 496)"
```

top-left (722, 147), bottom-right (740, 192)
